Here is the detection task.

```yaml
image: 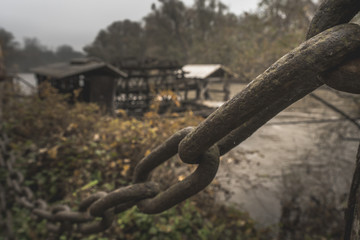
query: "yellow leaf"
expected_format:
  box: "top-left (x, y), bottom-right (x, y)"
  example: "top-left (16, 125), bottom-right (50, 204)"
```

top-left (39, 148), bottom-right (48, 154)
top-left (66, 123), bottom-right (78, 132)
top-left (115, 109), bottom-right (127, 117)
top-left (144, 149), bottom-right (152, 157)
top-left (178, 175), bottom-right (185, 181)
top-left (73, 88), bottom-right (82, 99)
top-left (93, 133), bottom-right (100, 141)
top-left (48, 146), bottom-right (59, 159)
top-left (110, 161), bottom-right (116, 168)
top-left (121, 165), bottom-right (130, 176)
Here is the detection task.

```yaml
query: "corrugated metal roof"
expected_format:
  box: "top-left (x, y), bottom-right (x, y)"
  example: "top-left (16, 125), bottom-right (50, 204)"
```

top-left (32, 58), bottom-right (127, 79)
top-left (182, 64), bottom-right (235, 79)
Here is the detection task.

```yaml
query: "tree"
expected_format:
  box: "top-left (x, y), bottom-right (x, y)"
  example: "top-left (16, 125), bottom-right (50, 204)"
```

top-left (258, 0), bottom-right (317, 31)
top-left (231, 0), bottom-right (318, 79)
top-left (84, 20), bottom-right (146, 66)
top-left (15, 37), bottom-right (56, 71)
top-left (144, 0), bottom-right (189, 62)
top-left (186, 0), bottom-right (239, 65)
top-left (55, 45), bottom-right (83, 62)
top-left (144, 0), bottom-right (240, 64)
top-left (84, 0), bottom-right (318, 80)
top-left (0, 28), bottom-right (19, 71)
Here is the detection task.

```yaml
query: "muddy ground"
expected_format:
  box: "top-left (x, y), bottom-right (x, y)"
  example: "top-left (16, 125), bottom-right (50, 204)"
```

top-left (212, 86), bottom-right (359, 225)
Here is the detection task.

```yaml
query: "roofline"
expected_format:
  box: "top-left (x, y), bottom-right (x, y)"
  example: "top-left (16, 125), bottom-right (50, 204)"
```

top-left (182, 64), bottom-right (238, 79)
top-left (32, 62), bottom-right (127, 79)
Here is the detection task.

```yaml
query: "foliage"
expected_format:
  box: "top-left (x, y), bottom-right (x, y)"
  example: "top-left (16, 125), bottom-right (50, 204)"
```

top-left (3, 83), bottom-right (202, 200)
top-left (110, 201), bottom-right (272, 240)
top-left (1, 83), bottom-right (274, 239)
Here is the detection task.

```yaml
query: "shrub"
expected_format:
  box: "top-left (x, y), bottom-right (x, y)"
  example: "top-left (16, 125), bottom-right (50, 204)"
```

top-left (2, 84), bottom-right (273, 239)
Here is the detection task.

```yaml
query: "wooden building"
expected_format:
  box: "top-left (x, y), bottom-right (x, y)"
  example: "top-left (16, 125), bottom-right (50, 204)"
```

top-left (115, 58), bottom-right (187, 113)
top-left (32, 58), bottom-right (127, 113)
top-left (115, 61), bottom-right (237, 113)
top-left (182, 64), bottom-right (237, 101)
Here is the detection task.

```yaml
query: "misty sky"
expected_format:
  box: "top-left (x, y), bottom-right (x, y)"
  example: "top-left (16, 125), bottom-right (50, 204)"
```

top-left (0, 0), bottom-right (259, 52)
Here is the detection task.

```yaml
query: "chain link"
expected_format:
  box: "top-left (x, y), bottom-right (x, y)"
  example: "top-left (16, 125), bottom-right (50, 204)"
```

top-left (1, 0), bottom-right (360, 238)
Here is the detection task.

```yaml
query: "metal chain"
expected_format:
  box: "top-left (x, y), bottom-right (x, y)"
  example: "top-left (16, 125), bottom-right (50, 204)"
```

top-left (1, 0), bottom-right (360, 238)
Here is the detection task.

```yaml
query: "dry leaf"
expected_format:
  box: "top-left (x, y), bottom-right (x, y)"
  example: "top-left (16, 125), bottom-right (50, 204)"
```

top-left (93, 133), bottom-right (100, 141)
top-left (121, 165), bottom-right (130, 176)
top-left (144, 149), bottom-right (152, 157)
top-left (48, 146), bottom-right (59, 159)
top-left (110, 161), bottom-right (116, 168)
top-left (178, 175), bottom-right (185, 181)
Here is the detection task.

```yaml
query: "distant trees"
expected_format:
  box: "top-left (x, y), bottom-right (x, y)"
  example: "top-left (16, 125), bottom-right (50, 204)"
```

top-left (83, 20), bottom-right (146, 66)
top-left (85, 0), bottom-right (318, 81)
top-left (0, 43), bottom-right (5, 79)
top-left (1, 0), bottom-right (319, 78)
top-left (0, 29), bottom-right (83, 73)
top-left (0, 28), bottom-right (19, 71)
top-left (144, 0), bottom-right (189, 62)
top-left (259, 0), bottom-right (317, 31)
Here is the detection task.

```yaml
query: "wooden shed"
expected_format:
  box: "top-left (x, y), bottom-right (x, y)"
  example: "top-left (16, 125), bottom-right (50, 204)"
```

top-left (115, 58), bottom-right (185, 113)
top-left (32, 58), bottom-right (127, 113)
top-left (182, 64), bottom-right (237, 101)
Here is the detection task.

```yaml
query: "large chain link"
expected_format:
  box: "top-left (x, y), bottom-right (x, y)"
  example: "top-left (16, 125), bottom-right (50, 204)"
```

top-left (1, 0), bottom-right (360, 238)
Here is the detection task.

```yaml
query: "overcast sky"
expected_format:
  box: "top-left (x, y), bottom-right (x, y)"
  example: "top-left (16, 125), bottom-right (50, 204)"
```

top-left (0, 0), bottom-right (259, 52)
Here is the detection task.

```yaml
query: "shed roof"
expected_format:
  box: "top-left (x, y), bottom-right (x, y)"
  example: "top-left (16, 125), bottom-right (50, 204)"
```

top-left (32, 58), bottom-right (127, 79)
top-left (182, 64), bottom-right (236, 79)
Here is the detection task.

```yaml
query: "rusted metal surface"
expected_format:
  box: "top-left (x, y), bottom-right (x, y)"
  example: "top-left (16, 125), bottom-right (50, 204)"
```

top-left (134, 127), bottom-right (219, 214)
top-left (89, 183), bottom-right (160, 216)
top-left (306, 0), bottom-right (360, 95)
top-left (306, 0), bottom-right (360, 39)
top-left (1, 0), bottom-right (360, 238)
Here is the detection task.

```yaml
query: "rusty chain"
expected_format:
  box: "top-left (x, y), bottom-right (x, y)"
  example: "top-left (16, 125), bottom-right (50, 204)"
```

top-left (1, 0), bottom-right (360, 238)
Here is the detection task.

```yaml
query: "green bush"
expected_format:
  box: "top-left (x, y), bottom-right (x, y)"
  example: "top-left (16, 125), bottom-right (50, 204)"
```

top-left (112, 201), bottom-right (272, 240)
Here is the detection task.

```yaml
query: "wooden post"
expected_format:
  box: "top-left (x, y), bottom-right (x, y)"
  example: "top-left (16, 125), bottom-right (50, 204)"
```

top-left (223, 73), bottom-right (230, 101)
top-left (184, 79), bottom-right (188, 101)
